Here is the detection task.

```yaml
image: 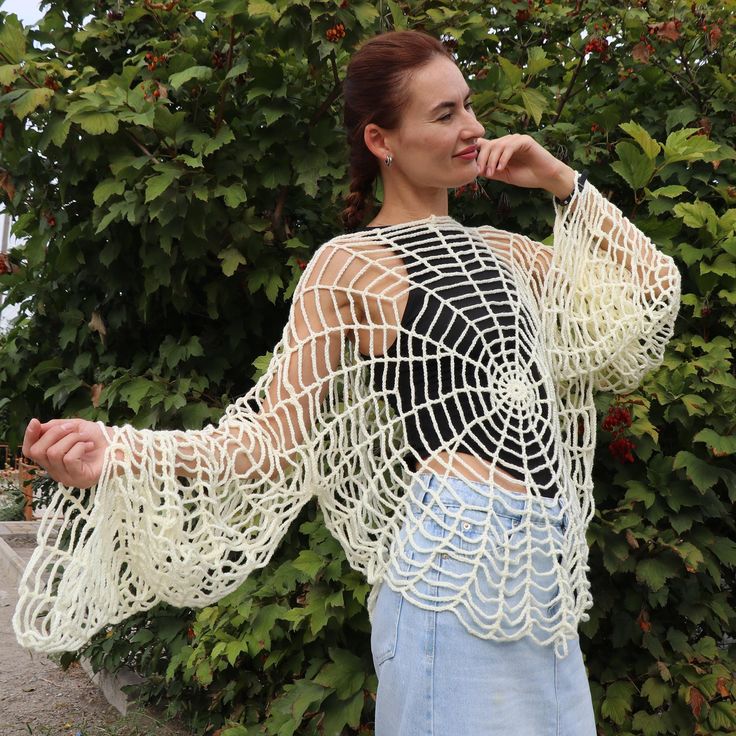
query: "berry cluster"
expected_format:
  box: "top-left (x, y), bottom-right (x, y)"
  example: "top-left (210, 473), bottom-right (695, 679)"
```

top-left (325, 23), bottom-right (346, 42)
top-left (0, 122), bottom-right (4, 140)
top-left (145, 51), bottom-right (168, 72)
top-left (106, 10), bottom-right (124, 21)
top-left (590, 122), bottom-right (603, 132)
top-left (602, 405), bottom-right (632, 432)
top-left (43, 75), bottom-right (60, 91)
top-left (609, 437), bottom-right (635, 464)
top-left (583, 37), bottom-right (608, 55)
top-left (211, 51), bottom-right (227, 69)
top-left (516, 9), bottom-right (530, 23)
top-left (45, 212), bottom-right (57, 228)
top-left (140, 81), bottom-right (163, 101)
top-left (339, 0), bottom-right (349, 7)
top-left (454, 181), bottom-right (480, 198)
top-left (0, 253), bottom-right (11, 275)
top-left (602, 403), bottom-right (635, 464)
top-left (296, 257), bottom-right (308, 271)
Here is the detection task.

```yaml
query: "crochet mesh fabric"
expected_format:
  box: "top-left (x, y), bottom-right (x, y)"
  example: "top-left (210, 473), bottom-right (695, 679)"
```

top-left (14, 172), bottom-right (681, 658)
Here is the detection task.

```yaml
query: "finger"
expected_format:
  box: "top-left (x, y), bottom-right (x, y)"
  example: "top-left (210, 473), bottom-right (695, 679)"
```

top-left (61, 440), bottom-right (95, 475)
top-left (496, 144), bottom-right (515, 172)
top-left (477, 140), bottom-right (493, 173)
top-left (487, 143), bottom-right (504, 176)
top-left (39, 418), bottom-right (81, 430)
top-left (28, 424), bottom-right (82, 467)
top-left (45, 431), bottom-right (90, 470)
top-left (22, 419), bottom-right (42, 458)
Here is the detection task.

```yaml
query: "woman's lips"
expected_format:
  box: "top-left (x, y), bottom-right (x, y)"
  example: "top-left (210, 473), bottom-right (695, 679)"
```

top-left (455, 151), bottom-right (478, 160)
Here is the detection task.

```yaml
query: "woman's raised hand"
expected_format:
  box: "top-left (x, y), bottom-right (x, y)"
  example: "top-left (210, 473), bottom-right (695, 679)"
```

top-left (476, 134), bottom-right (571, 193)
top-left (22, 418), bottom-right (109, 489)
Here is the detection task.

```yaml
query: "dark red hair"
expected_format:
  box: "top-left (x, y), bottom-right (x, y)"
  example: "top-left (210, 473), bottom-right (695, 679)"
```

top-left (341, 30), bottom-right (453, 230)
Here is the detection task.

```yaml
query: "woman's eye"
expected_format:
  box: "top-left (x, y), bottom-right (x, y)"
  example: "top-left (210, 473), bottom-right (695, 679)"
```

top-left (439, 102), bottom-right (472, 121)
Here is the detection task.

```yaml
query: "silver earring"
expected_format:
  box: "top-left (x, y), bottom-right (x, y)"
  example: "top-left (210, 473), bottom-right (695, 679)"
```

top-left (384, 154), bottom-right (393, 167)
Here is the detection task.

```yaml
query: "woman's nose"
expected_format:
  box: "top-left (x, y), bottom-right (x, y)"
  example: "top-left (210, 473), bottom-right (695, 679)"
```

top-left (464, 111), bottom-right (484, 139)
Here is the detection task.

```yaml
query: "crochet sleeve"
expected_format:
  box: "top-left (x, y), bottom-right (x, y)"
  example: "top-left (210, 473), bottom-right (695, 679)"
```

top-left (515, 173), bottom-right (680, 393)
top-left (13, 240), bottom-right (359, 653)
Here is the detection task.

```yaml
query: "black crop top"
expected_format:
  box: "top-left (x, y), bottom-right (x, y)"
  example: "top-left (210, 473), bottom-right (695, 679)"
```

top-left (356, 222), bottom-right (561, 498)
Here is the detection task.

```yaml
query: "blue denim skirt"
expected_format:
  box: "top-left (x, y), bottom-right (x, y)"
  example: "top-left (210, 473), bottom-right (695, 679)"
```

top-left (370, 472), bottom-right (596, 736)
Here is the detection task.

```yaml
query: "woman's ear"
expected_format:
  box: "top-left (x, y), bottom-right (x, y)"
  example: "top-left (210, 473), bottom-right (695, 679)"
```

top-left (364, 123), bottom-right (391, 162)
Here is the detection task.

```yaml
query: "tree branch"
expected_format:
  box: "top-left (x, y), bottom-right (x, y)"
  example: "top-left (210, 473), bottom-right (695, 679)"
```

top-left (552, 50), bottom-right (586, 124)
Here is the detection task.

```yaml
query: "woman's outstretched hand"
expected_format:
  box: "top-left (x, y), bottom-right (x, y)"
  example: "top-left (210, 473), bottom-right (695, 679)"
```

top-left (476, 134), bottom-right (574, 198)
top-left (22, 418), bottom-right (109, 489)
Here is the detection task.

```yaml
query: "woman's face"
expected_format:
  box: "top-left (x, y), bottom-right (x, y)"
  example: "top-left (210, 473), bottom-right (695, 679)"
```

top-left (384, 55), bottom-right (486, 190)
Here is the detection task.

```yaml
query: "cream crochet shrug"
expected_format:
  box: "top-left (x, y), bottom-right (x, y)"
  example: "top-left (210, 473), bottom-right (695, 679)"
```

top-left (14, 172), bottom-right (681, 658)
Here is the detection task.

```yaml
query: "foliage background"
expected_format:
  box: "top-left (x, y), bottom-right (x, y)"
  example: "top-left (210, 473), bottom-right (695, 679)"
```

top-left (0, 0), bottom-right (735, 734)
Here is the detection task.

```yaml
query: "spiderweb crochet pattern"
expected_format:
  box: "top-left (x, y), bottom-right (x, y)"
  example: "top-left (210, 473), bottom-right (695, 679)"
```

top-left (14, 172), bottom-right (680, 658)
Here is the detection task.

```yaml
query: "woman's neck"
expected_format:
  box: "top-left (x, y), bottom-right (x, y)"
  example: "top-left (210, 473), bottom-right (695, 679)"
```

top-left (368, 180), bottom-right (449, 226)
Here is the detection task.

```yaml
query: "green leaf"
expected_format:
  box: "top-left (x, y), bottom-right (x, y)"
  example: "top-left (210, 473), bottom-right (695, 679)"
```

top-left (663, 127), bottom-right (719, 163)
top-left (665, 106), bottom-right (698, 132)
top-left (313, 647), bottom-right (366, 699)
top-left (710, 536), bottom-right (736, 566)
top-left (526, 46), bottom-right (554, 76)
top-left (619, 121), bottom-right (661, 159)
top-left (93, 178), bottom-right (125, 206)
top-left (10, 88), bottom-right (54, 119)
top-left (168, 65), bottom-right (213, 90)
top-left (641, 677), bottom-right (671, 709)
top-left (218, 247), bottom-right (247, 277)
top-left (247, 0), bottom-right (281, 21)
top-left (673, 201), bottom-right (719, 237)
top-left (42, 117), bottom-right (72, 148)
top-left (647, 185), bottom-right (688, 199)
top-left (197, 124), bottom-right (235, 157)
top-left (120, 378), bottom-right (154, 413)
top-left (74, 112), bottom-right (120, 135)
top-left (145, 172), bottom-right (176, 203)
top-left (693, 428), bottom-right (736, 456)
top-left (387, 0), bottom-right (407, 29)
top-left (0, 14), bottom-right (26, 63)
top-left (353, 2), bottom-right (381, 28)
top-left (292, 550), bottom-right (323, 578)
top-left (708, 701), bottom-right (736, 730)
top-left (519, 87), bottom-right (547, 126)
top-left (673, 451), bottom-right (724, 492)
top-left (498, 57), bottom-right (522, 87)
top-left (225, 61), bottom-right (249, 80)
top-left (636, 557), bottom-right (680, 591)
top-left (0, 64), bottom-right (20, 85)
top-left (612, 141), bottom-right (656, 190)
top-left (215, 183), bottom-right (247, 208)
top-left (601, 681), bottom-right (635, 725)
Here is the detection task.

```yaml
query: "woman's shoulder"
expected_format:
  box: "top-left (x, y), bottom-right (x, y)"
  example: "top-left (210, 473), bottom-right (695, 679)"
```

top-left (474, 224), bottom-right (553, 283)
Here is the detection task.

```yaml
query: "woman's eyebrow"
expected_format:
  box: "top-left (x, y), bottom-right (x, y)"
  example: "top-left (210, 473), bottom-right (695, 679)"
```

top-left (429, 90), bottom-right (473, 115)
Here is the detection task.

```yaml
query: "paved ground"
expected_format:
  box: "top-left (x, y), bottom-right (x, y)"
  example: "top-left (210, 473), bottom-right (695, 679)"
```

top-left (0, 524), bottom-right (191, 736)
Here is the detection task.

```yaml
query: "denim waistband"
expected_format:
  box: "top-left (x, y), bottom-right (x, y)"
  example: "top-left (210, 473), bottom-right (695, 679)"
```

top-left (412, 471), bottom-right (568, 532)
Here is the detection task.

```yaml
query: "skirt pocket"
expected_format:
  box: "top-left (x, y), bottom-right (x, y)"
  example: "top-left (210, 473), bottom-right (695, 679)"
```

top-left (370, 581), bottom-right (404, 676)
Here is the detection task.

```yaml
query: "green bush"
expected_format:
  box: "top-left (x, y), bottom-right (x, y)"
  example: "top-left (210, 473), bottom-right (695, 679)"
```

top-left (1, 0), bottom-right (734, 734)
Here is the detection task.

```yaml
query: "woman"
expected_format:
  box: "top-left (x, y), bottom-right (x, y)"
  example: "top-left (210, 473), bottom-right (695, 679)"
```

top-left (17, 30), bottom-right (679, 735)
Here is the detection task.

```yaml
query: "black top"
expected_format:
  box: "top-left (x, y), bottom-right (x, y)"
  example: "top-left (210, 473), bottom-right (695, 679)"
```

top-left (356, 222), bottom-right (560, 497)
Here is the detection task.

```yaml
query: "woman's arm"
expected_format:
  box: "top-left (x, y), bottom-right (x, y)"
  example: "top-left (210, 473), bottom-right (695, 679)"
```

top-left (22, 241), bottom-right (359, 487)
top-left (15, 240), bottom-right (365, 653)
